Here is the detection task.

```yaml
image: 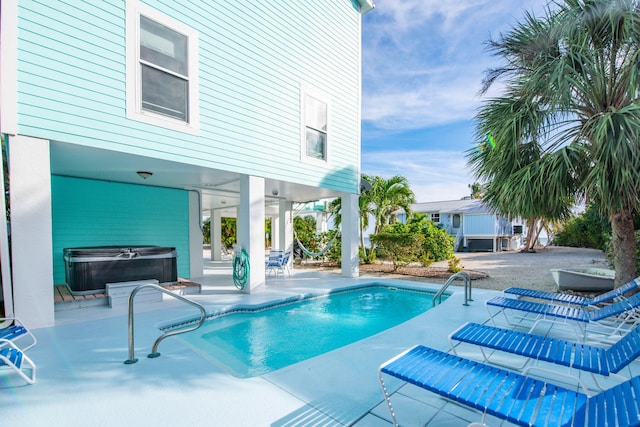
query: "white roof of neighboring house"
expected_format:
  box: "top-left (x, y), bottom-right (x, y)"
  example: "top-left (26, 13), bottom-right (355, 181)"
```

top-left (411, 199), bottom-right (496, 215)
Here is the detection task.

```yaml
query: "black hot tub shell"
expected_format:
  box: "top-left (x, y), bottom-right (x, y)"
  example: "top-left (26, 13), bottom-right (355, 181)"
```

top-left (64, 246), bottom-right (178, 294)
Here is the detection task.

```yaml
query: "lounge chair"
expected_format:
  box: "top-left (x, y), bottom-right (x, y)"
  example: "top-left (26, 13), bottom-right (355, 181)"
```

top-left (449, 321), bottom-right (640, 391)
top-left (504, 277), bottom-right (640, 307)
top-left (0, 317), bottom-right (37, 351)
top-left (485, 292), bottom-right (640, 339)
top-left (378, 345), bottom-right (640, 427)
top-left (0, 338), bottom-right (36, 385)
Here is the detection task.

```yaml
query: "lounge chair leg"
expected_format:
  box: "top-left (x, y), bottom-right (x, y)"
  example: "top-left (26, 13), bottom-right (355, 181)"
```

top-left (378, 372), bottom-right (399, 427)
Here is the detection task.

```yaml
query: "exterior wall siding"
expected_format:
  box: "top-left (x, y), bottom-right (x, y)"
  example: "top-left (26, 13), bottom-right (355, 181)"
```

top-left (16, 0), bottom-right (361, 193)
top-left (463, 214), bottom-right (496, 235)
top-left (51, 176), bottom-right (190, 285)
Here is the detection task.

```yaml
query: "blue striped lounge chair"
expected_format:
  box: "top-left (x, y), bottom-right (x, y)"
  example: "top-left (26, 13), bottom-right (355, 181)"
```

top-left (0, 338), bottom-right (36, 385)
top-left (485, 292), bottom-right (640, 339)
top-left (503, 278), bottom-right (640, 307)
top-left (378, 345), bottom-right (640, 427)
top-left (449, 321), bottom-right (640, 391)
top-left (0, 317), bottom-right (37, 351)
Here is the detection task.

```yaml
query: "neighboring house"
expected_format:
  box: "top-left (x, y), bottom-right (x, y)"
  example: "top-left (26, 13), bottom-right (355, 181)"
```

top-left (0, 0), bottom-right (374, 328)
top-left (410, 199), bottom-right (525, 252)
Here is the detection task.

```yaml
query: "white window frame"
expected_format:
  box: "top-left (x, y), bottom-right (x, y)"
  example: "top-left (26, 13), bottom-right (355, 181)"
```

top-left (431, 213), bottom-right (440, 223)
top-left (300, 85), bottom-right (331, 164)
top-left (126, 1), bottom-right (199, 134)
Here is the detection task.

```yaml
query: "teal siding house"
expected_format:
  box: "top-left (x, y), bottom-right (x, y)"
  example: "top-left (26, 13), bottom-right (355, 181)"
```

top-left (1, 0), bottom-right (374, 328)
top-left (411, 199), bottom-right (525, 252)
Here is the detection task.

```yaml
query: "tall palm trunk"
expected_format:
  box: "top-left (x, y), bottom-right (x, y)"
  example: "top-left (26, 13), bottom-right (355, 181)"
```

top-left (610, 210), bottom-right (637, 287)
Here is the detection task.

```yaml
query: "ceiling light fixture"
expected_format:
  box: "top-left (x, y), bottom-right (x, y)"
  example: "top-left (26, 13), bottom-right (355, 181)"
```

top-left (136, 171), bottom-right (153, 179)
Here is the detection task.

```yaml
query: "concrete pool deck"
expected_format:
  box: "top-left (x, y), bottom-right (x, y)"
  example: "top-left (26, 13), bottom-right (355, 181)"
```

top-left (3, 259), bottom-right (636, 426)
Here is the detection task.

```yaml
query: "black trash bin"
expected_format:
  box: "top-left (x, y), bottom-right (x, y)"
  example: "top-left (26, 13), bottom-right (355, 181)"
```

top-left (63, 246), bottom-right (178, 295)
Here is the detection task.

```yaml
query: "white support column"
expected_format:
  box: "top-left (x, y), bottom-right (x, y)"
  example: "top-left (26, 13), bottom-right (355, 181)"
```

top-left (10, 135), bottom-right (54, 328)
top-left (270, 215), bottom-right (279, 250)
top-left (188, 190), bottom-right (203, 278)
top-left (341, 193), bottom-right (359, 278)
top-left (317, 211), bottom-right (328, 233)
top-left (238, 175), bottom-right (265, 293)
top-left (279, 200), bottom-right (293, 253)
top-left (211, 209), bottom-right (222, 261)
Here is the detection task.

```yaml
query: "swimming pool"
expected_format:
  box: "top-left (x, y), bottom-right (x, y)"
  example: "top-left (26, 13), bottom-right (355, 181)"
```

top-left (173, 284), bottom-right (447, 378)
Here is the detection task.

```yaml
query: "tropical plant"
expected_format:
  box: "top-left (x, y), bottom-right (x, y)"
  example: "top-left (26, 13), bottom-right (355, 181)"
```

top-left (468, 182), bottom-right (484, 199)
top-left (202, 218), bottom-right (211, 244)
top-left (403, 214), bottom-right (455, 261)
top-left (552, 204), bottom-right (611, 250)
top-left (328, 173), bottom-right (377, 262)
top-left (221, 217), bottom-right (237, 249)
top-left (469, 0), bottom-right (640, 286)
top-left (366, 175), bottom-right (416, 259)
top-left (329, 173), bottom-right (415, 263)
top-left (369, 232), bottom-right (424, 271)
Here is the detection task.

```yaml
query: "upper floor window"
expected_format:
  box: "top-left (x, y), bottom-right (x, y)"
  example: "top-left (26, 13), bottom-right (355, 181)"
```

top-left (301, 87), bottom-right (330, 163)
top-left (126, 1), bottom-right (199, 133)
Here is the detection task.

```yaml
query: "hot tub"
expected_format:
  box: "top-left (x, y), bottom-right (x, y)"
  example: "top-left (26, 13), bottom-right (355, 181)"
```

top-left (63, 246), bottom-right (178, 295)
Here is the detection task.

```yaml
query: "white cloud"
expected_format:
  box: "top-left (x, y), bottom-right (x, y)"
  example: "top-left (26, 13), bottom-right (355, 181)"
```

top-left (362, 149), bottom-right (474, 202)
top-left (362, 0), bottom-right (548, 131)
top-left (359, 1), bottom-right (551, 202)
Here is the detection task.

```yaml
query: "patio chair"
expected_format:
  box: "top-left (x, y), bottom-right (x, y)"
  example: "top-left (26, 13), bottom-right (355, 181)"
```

top-left (0, 338), bottom-right (36, 385)
top-left (0, 317), bottom-right (37, 351)
top-left (378, 344), bottom-right (640, 427)
top-left (485, 292), bottom-right (640, 339)
top-left (265, 250), bottom-right (290, 278)
top-left (503, 277), bottom-right (640, 307)
top-left (265, 250), bottom-right (283, 277)
top-left (449, 321), bottom-right (640, 391)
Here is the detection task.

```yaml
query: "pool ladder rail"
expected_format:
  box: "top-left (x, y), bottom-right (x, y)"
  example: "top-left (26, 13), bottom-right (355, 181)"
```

top-left (433, 271), bottom-right (473, 307)
top-left (124, 283), bottom-right (206, 365)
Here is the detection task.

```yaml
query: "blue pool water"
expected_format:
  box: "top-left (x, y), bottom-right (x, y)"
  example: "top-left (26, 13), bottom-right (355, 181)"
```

top-left (177, 285), bottom-right (445, 377)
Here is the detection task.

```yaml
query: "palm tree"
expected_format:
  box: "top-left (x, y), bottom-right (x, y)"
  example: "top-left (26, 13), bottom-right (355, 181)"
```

top-left (370, 175), bottom-right (416, 235)
top-left (328, 173), bottom-right (376, 259)
top-left (468, 182), bottom-right (484, 199)
top-left (470, 0), bottom-right (640, 285)
top-left (328, 174), bottom-right (415, 261)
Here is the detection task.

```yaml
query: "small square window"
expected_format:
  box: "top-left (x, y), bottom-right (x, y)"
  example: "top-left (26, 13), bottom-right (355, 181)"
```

top-left (431, 213), bottom-right (440, 223)
top-left (301, 89), bottom-right (330, 163)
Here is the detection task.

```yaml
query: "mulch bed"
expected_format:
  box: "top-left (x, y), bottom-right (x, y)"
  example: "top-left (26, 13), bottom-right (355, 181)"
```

top-left (296, 261), bottom-right (489, 280)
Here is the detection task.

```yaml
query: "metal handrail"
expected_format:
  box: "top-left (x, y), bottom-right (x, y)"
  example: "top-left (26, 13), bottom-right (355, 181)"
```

top-left (124, 283), bottom-right (206, 364)
top-left (433, 271), bottom-right (473, 307)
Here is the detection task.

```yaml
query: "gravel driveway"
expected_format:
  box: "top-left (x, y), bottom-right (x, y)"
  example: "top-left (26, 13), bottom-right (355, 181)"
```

top-left (430, 246), bottom-right (609, 292)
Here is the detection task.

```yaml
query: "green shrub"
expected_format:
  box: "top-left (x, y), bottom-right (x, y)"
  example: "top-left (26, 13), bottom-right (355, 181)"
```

top-left (370, 232), bottom-right (425, 271)
top-left (552, 205), bottom-right (610, 250)
top-left (448, 256), bottom-right (463, 273)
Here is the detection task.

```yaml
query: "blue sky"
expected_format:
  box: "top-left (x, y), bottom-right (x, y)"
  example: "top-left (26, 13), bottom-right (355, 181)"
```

top-left (360, 1), bottom-right (548, 202)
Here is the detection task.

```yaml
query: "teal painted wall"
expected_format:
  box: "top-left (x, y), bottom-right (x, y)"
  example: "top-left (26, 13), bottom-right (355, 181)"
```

top-left (16, 1), bottom-right (361, 193)
top-left (51, 176), bottom-right (190, 285)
